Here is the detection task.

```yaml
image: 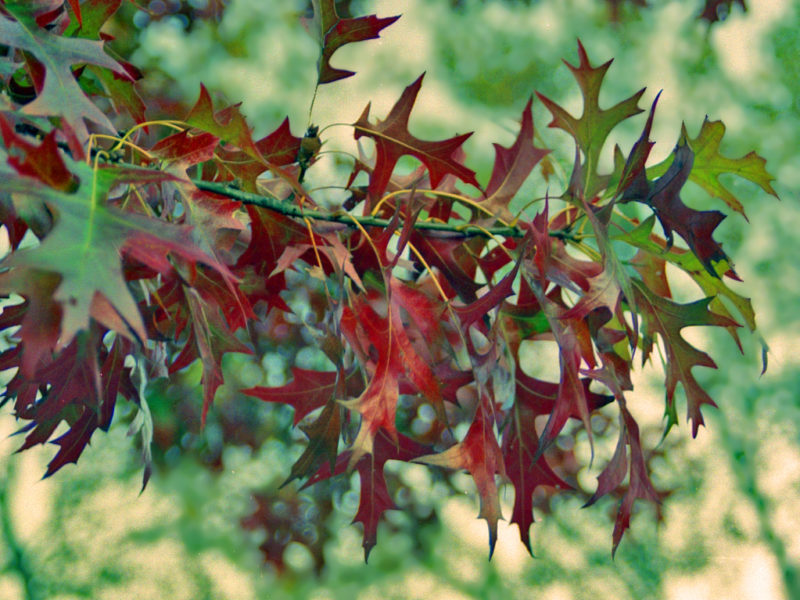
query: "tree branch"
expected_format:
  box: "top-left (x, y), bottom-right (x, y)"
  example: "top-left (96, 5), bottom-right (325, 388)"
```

top-left (190, 179), bottom-right (527, 239)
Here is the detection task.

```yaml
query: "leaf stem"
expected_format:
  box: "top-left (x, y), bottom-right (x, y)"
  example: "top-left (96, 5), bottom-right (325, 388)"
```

top-left (307, 83), bottom-right (320, 128)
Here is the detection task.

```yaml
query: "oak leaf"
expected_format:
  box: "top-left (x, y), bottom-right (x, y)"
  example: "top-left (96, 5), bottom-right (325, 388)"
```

top-left (354, 74), bottom-right (479, 201)
top-left (417, 399), bottom-right (505, 556)
top-left (0, 161), bottom-right (219, 347)
top-left (685, 118), bottom-right (778, 217)
top-left (305, 430), bottom-right (429, 561)
top-left (0, 3), bottom-right (130, 143)
top-left (503, 400), bottom-right (570, 553)
top-left (483, 97), bottom-right (550, 222)
top-left (633, 280), bottom-right (738, 436)
top-left (308, 0), bottom-right (400, 84)
top-left (537, 41), bottom-right (644, 197)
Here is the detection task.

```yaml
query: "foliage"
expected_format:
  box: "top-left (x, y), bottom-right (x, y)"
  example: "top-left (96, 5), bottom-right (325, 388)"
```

top-left (0, 0), bottom-right (777, 565)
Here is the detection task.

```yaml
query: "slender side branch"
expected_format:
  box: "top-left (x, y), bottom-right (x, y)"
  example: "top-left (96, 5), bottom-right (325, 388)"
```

top-left (191, 179), bottom-right (527, 239)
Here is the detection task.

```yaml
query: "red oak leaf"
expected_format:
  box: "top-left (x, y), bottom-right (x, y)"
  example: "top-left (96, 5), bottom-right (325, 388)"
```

top-left (407, 232), bottom-right (484, 302)
top-left (169, 286), bottom-right (252, 425)
top-left (235, 206), bottom-right (308, 313)
top-left (304, 430), bottom-right (430, 561)
top-left (46, 408), bottom-right (98, 476)
top-left (525, 201), bottom-right (602, 293)
top-left (503, 401), bottom-right (571, 553)
top-left (647, 138), bottom-right (729, 276)
top-left (417, 398), bottom-right (505, 556)
top-left (559, 267), bottom-right (621, 321)
top-left (0, 277), bottom-right (61, 377)
top-left (518, 275), bottom-right (597, 457)
top-left (242, 367), bottom-right (339, 426)
top-left (151, 130), bottom-right (219, 167)
top-left (185, 84), bottom-right (263, 163)
top-left (46, 335), bottom-right (136, 478)
top-left (15, 329), bottom-right (132, 477)
top-left (0, 114), bottom-right (75, 191)
top-left (483, 97), bottom-right (550, 222)
top-left (622, 215), bottom-right (755, 353)
top-left (283, 397), bottom-right (343, 486)
top-left (308, 0), bottom-right (400, 84)
top-left (685, 118), bottom-right (778, 218)
top-left (584, 400), bottom-right (660, 556)
top-left (453, 258), bottom-right (521, 332)
top-left (616, 92), bottom-right (660, 200)
top-left (0, 161), bottom-right (230, 349)
top-left (270, 230), bottom-right (365, 290)
top-left (213, 117), bottom-right (303, 192)
top-left (90, 61), bottom-right (146, 126)
top-left (341, 292), bottom-right (441, 458)
top-left (354, 74), bottom-right (479, 201)
top-left (254, 118), bottom-right (304, 166)
top-left (390, 278), bottom-right (448, 347)
top-left (515, 371), bottom-right (613, 418)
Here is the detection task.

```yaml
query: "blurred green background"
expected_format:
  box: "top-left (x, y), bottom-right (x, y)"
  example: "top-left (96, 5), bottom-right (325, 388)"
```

top-left (1, 0), bottom-right (799, 598)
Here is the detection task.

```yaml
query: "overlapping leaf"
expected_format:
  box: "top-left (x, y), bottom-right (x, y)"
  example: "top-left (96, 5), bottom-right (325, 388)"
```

top-left (503, 399), bottom-right (570, 553)
top-left (482, 97), bottom-right (550, 222)
top-left (584, 400), bottom-right (660, 556)
top-left (0, 159), bottom-right (224, 348)
top-left (242, 367), bottom-right (339, 426)
top-left (633, 280), bottom-right (738, 436)
top-left (168, 285), bottom-right (252, 425)
top-left (418, 399), bottom-right (505, 556)
top-left (0, 2), bottom-right (130, 143)
top-left (305, 430), bottom-right (429, 560)
top-left (353, 74), bottom-right (480, 201)
top-left (0, 16), bottom-right (777, 563)
top-left (341, 291), bottom-right (441, 459)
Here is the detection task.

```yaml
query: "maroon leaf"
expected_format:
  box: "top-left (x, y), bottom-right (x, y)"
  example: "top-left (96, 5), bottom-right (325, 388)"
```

top-left (418, 398), bottom-right (505, 557)
top-left (305, 430), bottom-right (429, 561)
top-left (646, 138), bottom-right (728, 276)
top-left (483, 97), bottom-right (550, 222)
top-left (353, 75), bottom-right (479, 201)
top-left (169, 287), bottom-right (252, 425)
top-left (309, 0), bottom-right (400, 84)
top-left (503, 400), bottom-right (570, 553)
top-left (585, 401), bottom-right (661, 556)
top-left (341, 290), bottom-right (442, 457)
top-left (242, 367), bottom-right (339, 426)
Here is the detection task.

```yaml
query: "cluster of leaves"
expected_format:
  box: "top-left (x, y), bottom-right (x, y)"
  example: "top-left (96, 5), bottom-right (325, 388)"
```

top-left (0, 0), bottom-right (776, 562)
